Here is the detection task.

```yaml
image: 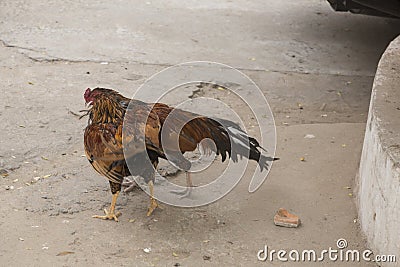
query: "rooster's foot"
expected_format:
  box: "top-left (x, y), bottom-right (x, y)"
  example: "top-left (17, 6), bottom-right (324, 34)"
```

top-left (147, 198), bottom-right (163, 216)
top-left (92, 208), bottom-right (122, 222)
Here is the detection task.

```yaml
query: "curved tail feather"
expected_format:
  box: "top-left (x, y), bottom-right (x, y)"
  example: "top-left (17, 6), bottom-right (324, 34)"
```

top-left (205, 117), bottom-right (278, 171)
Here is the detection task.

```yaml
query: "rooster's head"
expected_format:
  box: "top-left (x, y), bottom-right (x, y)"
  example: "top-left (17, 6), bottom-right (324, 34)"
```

top-left (84, 88), bottom-right (97, 106)
top-left (84, 87), bottom-right (122, 107)
top-left (84, 88), bottom-right (111, 106)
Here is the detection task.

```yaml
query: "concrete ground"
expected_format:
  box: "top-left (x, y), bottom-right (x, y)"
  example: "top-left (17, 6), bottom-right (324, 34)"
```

top-left (0, 0), bottom-right (400, 266)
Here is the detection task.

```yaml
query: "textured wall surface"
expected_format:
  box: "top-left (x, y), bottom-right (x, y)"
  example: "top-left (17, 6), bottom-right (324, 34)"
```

top-left (358, 35), bottom-right (400, 265)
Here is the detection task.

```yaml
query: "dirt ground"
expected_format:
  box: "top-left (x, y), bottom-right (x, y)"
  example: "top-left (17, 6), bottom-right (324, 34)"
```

top-left (1, 1), bottom-right (400, 266)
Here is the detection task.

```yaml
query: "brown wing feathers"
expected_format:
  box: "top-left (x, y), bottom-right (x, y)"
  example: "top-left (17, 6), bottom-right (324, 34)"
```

top-left (84, 123), bottom-right (129, 184)
top-left (152, 103), bottom-right (232, 160)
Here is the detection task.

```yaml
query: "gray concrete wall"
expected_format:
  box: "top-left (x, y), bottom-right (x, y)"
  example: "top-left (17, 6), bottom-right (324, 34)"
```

top-left (358, 35), bottom-right (400, 264)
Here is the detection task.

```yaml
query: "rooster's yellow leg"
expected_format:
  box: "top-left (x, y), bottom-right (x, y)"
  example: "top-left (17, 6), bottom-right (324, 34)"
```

top-left (93, 191), bottom-right (122, 222)
top-left (146, 181), bottom-right (162, 216)
top-left (186, 172), bottom-right (194, 187)
top-left (170, 172), bottom-right (194, 198)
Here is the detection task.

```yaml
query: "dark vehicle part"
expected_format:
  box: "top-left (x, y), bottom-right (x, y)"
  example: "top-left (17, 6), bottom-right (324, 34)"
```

top-left (327, 0), bottom-right (400, 18)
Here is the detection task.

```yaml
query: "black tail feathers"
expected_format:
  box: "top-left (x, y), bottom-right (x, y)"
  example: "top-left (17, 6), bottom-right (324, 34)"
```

top-left (213, 118), bottom-right (278, 172)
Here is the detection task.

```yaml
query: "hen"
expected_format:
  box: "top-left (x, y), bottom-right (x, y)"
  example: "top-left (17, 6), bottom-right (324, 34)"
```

top-left (83, 87), bottom-right (276, 221)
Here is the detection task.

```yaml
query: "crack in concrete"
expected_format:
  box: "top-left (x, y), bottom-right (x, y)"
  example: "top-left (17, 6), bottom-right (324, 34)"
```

top-left (0, 38), bottom-right (374, 78)
top-left (0, 38), bottom-right (43, 54)
top-left (25, 55), bottom-right (99, 64)
top-left (0, 39), bottom-right (104, 64)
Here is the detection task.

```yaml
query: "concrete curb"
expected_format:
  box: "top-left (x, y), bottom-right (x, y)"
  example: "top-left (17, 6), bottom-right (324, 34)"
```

top-left (357, 35), bottom-right (400, 264)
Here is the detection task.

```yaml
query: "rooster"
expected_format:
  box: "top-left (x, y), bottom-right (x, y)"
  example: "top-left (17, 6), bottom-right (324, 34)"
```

top-left (83, 87), bottom-right (276, 221)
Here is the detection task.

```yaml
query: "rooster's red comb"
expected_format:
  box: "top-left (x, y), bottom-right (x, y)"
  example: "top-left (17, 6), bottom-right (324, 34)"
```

top-left (84, 88), bottom-right (91, 101)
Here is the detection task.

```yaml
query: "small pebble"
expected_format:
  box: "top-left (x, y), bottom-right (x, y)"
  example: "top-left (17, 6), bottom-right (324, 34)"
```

top-left (0, 169), bottom-right (9, 177)
top-left (203, 255), bottom-right (211, 261)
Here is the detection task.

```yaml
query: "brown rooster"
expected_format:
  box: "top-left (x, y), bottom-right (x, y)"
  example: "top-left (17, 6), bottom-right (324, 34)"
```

top-left (83, 87), bottom-right (276, 221)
